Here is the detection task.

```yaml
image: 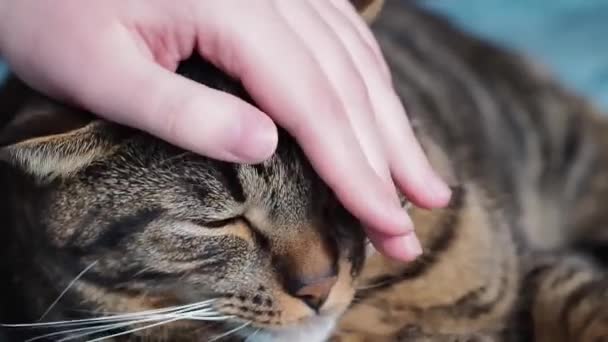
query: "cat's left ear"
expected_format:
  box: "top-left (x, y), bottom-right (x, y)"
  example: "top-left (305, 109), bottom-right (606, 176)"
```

top-left (0, 91), bottom-right (130, 183)
top-left (350, 0), bottom-right (384, 24)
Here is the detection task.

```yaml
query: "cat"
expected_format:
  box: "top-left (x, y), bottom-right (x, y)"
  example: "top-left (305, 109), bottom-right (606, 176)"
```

top-left (1, 0), bottom-right (607, 341)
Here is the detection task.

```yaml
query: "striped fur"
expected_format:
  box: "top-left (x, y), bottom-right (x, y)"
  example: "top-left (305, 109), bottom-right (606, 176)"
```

top-left (1, 1), bottom-right (607, 341)
top-left (333, 2), bottom-right (608, 341)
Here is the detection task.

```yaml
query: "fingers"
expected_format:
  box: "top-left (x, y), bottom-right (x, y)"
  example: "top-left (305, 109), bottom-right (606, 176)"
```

top-left (366, 229), bottom-right (422, 261)
top-left (314, 0), bottom-right (452, 208)
top-left (1, 0), bottom-right (445, 263)
top-left (288, 0), bottom-right (428, 255)
top-left (79, 54), bottom-right (279, 163)
top-left (274, 0), bottom-right (392, 186)
top-left (381, 102), bottom-right (453, 208)
top-left (204, 3), bottom-right (412, 237)
top-left (326, 0), bottom-right (392, 81)
top-left (1, 0), bottom-right (280, 164)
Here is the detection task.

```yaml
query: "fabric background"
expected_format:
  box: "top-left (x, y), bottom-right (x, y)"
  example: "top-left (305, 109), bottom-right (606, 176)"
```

top-left (419, 0), bottom-right (608, 110)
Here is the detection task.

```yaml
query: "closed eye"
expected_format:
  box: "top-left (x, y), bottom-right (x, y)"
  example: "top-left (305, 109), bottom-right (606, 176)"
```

top-left (191, 216), bottom-right (269, 249)
top-left (192, 217), bottom-right (241, 228)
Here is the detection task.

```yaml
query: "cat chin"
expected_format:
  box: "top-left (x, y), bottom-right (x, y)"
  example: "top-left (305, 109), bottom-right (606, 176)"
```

top-left (239, 314), bottom-right (338, 342)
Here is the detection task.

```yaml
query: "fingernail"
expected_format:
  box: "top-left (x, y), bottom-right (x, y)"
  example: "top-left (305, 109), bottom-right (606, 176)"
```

top-left (429, 174), bottom-right (451, 203)
top-left (392, 204), bottom-right (414, 233)
top-left (402, 233), bottom-right (423, 259)
top-left (233, 116), bottom-right (278, 162)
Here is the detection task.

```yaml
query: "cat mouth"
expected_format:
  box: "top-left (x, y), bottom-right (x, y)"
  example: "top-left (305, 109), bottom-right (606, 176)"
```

top-left (188, 304), bottom-right (340, 342)
top-left (232, 314), bottom-right (339, 342)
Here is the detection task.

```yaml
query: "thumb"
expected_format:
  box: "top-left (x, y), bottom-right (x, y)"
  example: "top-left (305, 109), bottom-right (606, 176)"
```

top-left (80, 58), bottom-right (278, 163)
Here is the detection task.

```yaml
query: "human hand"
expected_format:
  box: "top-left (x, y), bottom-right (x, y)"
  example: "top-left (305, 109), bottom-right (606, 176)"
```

top-left (0, 0), bottom-right (450, 261)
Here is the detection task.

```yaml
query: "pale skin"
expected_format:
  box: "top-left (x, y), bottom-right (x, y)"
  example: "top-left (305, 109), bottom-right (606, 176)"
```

top-left (0, 0), bottom-right (451, 261)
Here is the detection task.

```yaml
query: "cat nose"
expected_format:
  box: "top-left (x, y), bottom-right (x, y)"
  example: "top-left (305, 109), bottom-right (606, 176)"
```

top-left (275, 229), bottom-right (339, 311)
top-left (288, 273), bottom-right (338, 311)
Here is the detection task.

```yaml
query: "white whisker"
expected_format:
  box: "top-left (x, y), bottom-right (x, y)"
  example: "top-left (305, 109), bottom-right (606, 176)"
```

top-left (26, 319), bottom-right (142, 342)
top-left (157, 152), bottom-right (191, 166)
top-left (209, 321), bottom-right (251, 342)
top-left (56, 315), bottom-right (175, 342)
top-left (185, 315), bottom-right (234, 321)
top-left (29, 312), bottom-right (234, 342)
top-left (38, 261), bottom-right (98, 321)
top-left (5, 298), bottom-right (238, 341)
top-left (131, 266), bottom-right (155, 279)
top-left (247, 328), bottom-right (262, 341)
top-left (82, 316), bottom-right (184, 342)
top-left (3, 299), bottom-right (216, 328)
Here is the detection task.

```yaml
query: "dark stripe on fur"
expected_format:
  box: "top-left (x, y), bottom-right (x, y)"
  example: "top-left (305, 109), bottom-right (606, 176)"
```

top-left (355, 186), bottom-right (465, 300)
top-left (429, 265), bottom-right (510, 319)
top-left (70, 208), bottom-right (163, 252)
top-left (559, 278), bottom-right (606, 339)
top-left (216, 163), bottom-right (246, 203)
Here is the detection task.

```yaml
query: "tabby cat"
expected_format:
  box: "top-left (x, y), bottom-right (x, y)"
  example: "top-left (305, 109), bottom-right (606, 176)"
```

top-left (1, 0), bottom-right (608, 341)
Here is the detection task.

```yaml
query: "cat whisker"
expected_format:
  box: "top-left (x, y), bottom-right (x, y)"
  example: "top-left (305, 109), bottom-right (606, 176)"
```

top-left (89, 299), bottom-right (217, 319)
top-left (21, 301), bottom-right (233, 342)
top-left (78, 311), bottom-right (234, 342)
top-left (208, 321), bottom-right (251, 342)
top-left (3, 299), bottom-right (217, 329)
top-left (27, 312), bottom-right (229, 341)
top-left (185, 308), bottom-right (233, 321)
top-left (184, 311), bottom-right (234, 321)
top-left (245, 327), bottom-right (262, 342)
top-left (38, 260), bottom-right (99, 321)
top-left (59, 315), bottom-right (183, 342)
top-left (181, 306), bottom-right (233, 322)
top-left (157, 152), bottom-right (191, 166)
top-left (26, 318), bottom-right (148, 342)
top-left (131, 266), bottom-right (155, 279)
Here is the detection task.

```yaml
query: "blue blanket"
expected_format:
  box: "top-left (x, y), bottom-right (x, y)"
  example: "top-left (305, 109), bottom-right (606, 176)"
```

top-left (420, 0), bottom-right (608, 111)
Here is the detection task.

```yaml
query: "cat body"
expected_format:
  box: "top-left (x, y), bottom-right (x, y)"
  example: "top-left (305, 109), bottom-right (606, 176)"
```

top-left (1, 1), bottom-right (607, 341)
top-left (334, 2), bottom-right (608, 341)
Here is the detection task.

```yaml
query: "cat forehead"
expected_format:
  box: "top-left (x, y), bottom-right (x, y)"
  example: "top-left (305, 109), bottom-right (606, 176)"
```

top-left (67, 133), bottom-right (319, 215)
top-left (41, 134), bottom-right (323, 248)
top-left (126, 133), bottom-right (313, 190)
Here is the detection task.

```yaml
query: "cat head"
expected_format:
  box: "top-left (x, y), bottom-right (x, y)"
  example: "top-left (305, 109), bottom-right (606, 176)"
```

top-left (0, 2), bottom-right (385, 340)
top-left (0, 75), bottom-right (368, 342)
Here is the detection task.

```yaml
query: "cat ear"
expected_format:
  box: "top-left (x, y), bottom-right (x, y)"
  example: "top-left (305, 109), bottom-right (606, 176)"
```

top-left (351, 0), bottom-right (384, 23)
top-left (0, 93), bottom-right (130, 182)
